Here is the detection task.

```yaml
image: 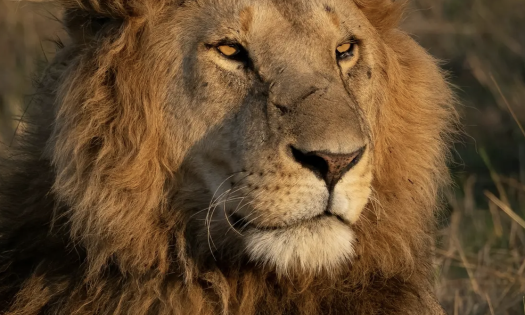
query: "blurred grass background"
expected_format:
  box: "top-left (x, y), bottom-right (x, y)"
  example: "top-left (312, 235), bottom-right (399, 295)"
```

top-left (0, 0), bottom-right (524, 314)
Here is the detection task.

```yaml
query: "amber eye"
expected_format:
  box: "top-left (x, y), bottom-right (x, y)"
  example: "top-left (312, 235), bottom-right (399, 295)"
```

top-left (336, 42), bottom-right (357, 60)
top-left (215, 43), bottom-right (250, 64)
top-left (217, 44), bottom-right (241, 57)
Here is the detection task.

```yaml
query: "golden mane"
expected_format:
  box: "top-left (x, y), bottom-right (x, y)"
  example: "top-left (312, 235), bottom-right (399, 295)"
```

top-left (0, 0), bottom-right (456, 314)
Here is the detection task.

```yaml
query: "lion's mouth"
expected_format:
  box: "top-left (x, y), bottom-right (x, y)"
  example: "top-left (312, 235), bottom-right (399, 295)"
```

top-left (230, 211), bottom-right (349, 232)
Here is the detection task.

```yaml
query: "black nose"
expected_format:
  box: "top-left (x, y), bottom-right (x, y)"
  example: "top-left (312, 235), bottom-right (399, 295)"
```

top-left (291, 146), bottom-right (365, 190)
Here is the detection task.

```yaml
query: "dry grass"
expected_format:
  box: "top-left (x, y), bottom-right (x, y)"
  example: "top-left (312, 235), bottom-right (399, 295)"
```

top-left (402, 1), bottom-right (525, 313)
top-left (0, 0), bottom-right (524, 314)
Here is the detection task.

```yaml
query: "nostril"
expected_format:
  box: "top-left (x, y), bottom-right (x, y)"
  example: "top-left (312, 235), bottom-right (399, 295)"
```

top-left (291, 146), bottom-right (329, 180)
top-left (290, 145), bottom-right (366, 190)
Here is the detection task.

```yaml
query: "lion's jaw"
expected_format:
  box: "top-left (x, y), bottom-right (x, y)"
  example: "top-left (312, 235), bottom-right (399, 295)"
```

top-left (168, 0), bottom-right (381, 275)
top-left (241, 147), bottom-right (373, 275)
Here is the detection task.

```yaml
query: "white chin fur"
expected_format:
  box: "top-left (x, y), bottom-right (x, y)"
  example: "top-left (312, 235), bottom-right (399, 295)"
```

top-left (244, 218), bottom-right (355, 276)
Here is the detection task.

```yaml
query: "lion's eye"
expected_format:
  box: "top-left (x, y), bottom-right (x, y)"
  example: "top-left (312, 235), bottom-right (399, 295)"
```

top-left (217, 44), bottom-right (240, 57)
top-left (215, 43), bottom-right (251, 65)
top-left (336, 42), bottom-right (357, 60)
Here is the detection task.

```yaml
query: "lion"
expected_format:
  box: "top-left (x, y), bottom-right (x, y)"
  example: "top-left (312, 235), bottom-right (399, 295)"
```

top-left (0, 0), bottom-right (456, 314)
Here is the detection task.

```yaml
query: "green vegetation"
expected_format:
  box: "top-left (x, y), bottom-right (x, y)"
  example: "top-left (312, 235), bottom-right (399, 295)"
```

top-left (0, 1), bottom-right (61, 144)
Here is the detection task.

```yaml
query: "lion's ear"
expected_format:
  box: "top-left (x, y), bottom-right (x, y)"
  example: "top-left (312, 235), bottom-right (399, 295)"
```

top-left (59, 0), bottom-right (173, 44)
top-left (59, 0), bottom-right (155, 18)
top-left (354, 0), bottom-right (407, 32)
top-left (63, 9), bottom-right (122, 44)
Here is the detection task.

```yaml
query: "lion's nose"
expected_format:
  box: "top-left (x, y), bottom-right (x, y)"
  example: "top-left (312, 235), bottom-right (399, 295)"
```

top-left (291, 146), bottom-right (365, 190)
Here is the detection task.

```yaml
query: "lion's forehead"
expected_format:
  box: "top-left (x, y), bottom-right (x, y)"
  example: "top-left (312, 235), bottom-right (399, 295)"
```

top-left (176, 0), bottom-right (370, 73)
top-left (184, 0), bottom-right (365, 37)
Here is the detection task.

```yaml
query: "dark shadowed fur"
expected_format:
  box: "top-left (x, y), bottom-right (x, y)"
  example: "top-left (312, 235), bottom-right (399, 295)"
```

top-left (0, 0), bottom-right (456, 314)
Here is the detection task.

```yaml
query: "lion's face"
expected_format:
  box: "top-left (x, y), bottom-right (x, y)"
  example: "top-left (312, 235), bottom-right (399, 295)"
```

top-left (161, 0), bottom-right (385, 275)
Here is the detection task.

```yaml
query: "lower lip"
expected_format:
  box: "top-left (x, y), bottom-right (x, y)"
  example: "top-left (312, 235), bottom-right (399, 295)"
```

top-left (230, 212), bottom-right (347, 231)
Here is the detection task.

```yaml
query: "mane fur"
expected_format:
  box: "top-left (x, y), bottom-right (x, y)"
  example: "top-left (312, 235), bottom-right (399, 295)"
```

top-left (0, 0), bottom-right (457, 314)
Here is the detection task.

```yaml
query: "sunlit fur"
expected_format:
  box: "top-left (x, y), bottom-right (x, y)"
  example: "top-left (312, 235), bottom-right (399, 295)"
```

top-left (0, 0), bottom-right (456, 314)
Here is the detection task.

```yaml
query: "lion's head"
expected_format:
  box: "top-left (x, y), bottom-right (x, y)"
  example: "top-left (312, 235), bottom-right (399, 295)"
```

top-left (0, 0), bottom-right (457, 313)
top-left (47, 0), bottom-right (455, 280)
